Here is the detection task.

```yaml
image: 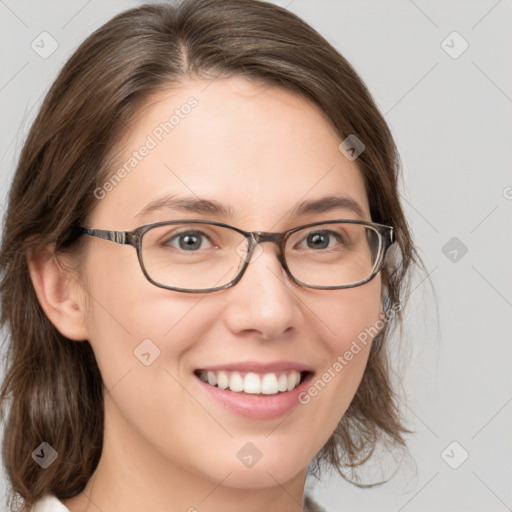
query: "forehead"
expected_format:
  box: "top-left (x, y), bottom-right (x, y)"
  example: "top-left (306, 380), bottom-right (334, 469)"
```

top-left (89, 76), bottom-right (370, 229)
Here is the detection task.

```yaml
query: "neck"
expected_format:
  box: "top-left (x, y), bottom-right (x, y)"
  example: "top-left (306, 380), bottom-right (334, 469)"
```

top-left (62, 398), bottom-right (308, 512)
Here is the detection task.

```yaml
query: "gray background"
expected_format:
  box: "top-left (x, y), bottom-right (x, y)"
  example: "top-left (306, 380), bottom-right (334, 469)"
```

top-left (1, 0), bottom-right (511, 511)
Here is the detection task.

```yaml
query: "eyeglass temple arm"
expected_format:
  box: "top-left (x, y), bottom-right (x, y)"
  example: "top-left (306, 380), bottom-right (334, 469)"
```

top-left (80, 228), bottom-right (129, 245)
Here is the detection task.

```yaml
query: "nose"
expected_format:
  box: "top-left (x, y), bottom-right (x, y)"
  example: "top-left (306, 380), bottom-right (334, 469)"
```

top-left (222, 241), bottom-right (302, 340)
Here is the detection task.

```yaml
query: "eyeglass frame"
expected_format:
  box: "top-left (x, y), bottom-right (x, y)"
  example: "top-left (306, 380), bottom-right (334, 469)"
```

top-left (75, 219), bottom-right (395, 293)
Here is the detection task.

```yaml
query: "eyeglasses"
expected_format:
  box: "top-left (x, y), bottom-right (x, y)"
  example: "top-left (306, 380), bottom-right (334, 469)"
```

top-left (76, 219), bottom-right (395, 293)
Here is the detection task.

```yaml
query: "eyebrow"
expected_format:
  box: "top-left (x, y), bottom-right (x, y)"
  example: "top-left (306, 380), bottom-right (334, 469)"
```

top-left (290, 195), bottom-right (367, 220)
top-left (134, 194), bottom-right (367, 221)
top-left (134, 194), bottom-right (235, 219)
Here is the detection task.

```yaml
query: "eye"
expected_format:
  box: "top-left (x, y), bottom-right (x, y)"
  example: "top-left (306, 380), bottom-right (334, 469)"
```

top-left (165, 230), bottom-right (214, 251)
top-left (297, 230), bottom-right (344, 250)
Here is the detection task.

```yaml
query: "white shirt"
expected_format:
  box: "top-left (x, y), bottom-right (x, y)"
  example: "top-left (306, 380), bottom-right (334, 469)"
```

top-left (31, 495), bottom-right (69, 512)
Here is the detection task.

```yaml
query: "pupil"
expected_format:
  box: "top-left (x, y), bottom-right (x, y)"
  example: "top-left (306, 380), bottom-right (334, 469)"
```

top-left (308, 233), bottom-right (328, 249)
top-left (179, 234), bottom-right (201, 250)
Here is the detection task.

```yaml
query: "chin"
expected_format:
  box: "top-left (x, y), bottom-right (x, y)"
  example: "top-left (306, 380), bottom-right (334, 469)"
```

top-left (219, 464), bottom-right (307, 490)
top-left (197, 446), bottom-right (311, 489)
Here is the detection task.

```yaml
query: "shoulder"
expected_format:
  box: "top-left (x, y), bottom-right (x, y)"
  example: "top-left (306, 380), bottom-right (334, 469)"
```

top-left (30, 495), bottom-right (70, 512)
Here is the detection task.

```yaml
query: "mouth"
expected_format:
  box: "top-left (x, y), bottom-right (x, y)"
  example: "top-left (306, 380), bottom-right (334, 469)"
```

top-left (192, 361), bottom-right (315, 419)
top-left (193, 369), bottom-right (311, 395)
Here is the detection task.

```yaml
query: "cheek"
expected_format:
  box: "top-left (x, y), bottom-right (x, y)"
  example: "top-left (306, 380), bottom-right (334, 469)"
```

top-left (318, 277), bottom-right (383, 350)
top-left (295, 279), bottom-right (383, 448)
top-left (81, 247), bottom-right (219, 388)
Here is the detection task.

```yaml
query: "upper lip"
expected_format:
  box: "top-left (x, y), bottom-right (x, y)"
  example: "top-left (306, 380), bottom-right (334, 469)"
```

top-left (195, 360), bottom-right (313, 373)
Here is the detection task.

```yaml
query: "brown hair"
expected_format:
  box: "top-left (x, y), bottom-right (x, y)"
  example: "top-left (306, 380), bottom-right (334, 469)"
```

top-left (0, 0), bottom-right (425, 508)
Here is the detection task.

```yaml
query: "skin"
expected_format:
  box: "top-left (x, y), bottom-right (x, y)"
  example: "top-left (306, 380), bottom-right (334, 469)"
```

top-left (30, 76), bottom-right (384, 512)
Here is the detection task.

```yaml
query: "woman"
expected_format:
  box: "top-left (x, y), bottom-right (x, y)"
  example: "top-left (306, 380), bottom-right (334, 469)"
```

top-left (0, 0), bottom-right (422, 510)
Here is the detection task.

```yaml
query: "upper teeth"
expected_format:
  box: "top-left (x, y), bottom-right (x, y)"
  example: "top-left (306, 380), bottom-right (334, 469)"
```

top-left (197, 370), bottom-right (302, 395)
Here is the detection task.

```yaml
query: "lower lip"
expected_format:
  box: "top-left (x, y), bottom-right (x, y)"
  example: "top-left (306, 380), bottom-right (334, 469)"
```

top-left (194, 372), bottom-right (314, 420)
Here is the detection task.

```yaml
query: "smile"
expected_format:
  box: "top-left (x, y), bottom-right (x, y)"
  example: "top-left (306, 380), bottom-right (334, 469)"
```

top-left (194, 369), bottom-right (306, 395)
top-left (193, 361), bottom-right (314, 419)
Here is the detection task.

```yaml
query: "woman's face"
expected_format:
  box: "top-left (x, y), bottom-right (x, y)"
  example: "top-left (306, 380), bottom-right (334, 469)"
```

top-left (79, 76), bottom-right (383, 490)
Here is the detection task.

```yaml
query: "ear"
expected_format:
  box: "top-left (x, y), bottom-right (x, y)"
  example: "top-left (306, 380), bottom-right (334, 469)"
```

top-left (27, 243), bottom-right (89, 341)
